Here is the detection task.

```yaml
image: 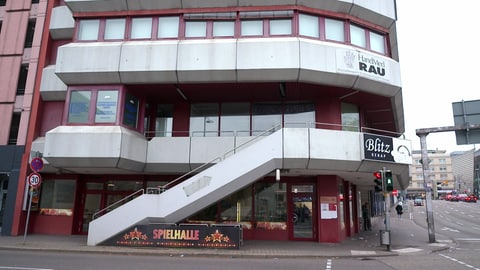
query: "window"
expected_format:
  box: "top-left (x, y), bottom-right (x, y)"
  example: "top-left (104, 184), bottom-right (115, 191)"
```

top-left (220, 103), bottom-right (250, 136)
top-left (78, 20), bottom-right (100, 40)
top-left (269, 19), bottom-right (292, 35)
top-left (185, 21), bottom-right (207, 38)
top-left (158, 16), bottom-right (179, 38)
top-left (213, 21), bottom-right (235, 37)
top-left (341, 103), bottom-right (359, 131)
top-left (8, 113), bottom-right (20, 145)
top-left (154, 104), bottom-right (173, 137)
top-left (370, 31), bottom-right (386, 54)
top-left (16, 64), bottom-right (28, 95)
top-left (350, 24), bottom-right (366, 48)
top-left (190, 103), bottom-right (219, 136)
top-left (40, 179), bottom-right (76, 216)
top-left (255, 182), bottom-right (286, 223)
top-left (241, 20), bottom-right (263, 36)
top-left (0, 0), bottom-right (6, 6)
top-left (104, 18), bottom-right (126, 40)
top-left (252, 103), bottom-right (282, 135)
top-left (32, 0), bottom-right (39, 3)
top-left (299, 14), bottom-right (319, 38)
top-left (284, 103), bottom-right (315, 127)
top-left (122, 93), bottom-right (139, 128)
top-left (131, 17), bottom-right (152, 39)
top-left (325, 18), bottom-right (344, 42)
top-left (68, 91), bottom-right (92, 123)
top-left (24, 20), bottom-right (36, 48)
top-left (95, 90), bottom-right (118, 123)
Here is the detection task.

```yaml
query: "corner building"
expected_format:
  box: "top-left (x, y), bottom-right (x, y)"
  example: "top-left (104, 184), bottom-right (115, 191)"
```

top-left (11, 0), bottom-right (412, 244)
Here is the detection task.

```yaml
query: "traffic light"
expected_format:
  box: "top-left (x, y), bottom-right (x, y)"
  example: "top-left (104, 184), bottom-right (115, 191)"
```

top-left (385, 170), bottom-right (393, 192)
top-left (373, 171), bottom-right (383, 192)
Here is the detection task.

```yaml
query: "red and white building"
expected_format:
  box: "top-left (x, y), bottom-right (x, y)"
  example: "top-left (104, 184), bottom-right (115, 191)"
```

top-left (8, 0), bottom-right (411, 244)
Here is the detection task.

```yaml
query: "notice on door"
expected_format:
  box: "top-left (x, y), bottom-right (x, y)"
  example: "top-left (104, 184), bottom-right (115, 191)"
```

top-left (320, 196), bottom-right (337, 219)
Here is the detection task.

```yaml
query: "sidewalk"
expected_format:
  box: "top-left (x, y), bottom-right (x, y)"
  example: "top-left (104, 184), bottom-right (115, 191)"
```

top-left (0, 215), bottom-right (453, 258)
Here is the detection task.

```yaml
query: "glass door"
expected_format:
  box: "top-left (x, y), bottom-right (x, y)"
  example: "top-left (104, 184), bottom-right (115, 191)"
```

top-left (81, 193), bottom-right (102, 233)
top-left (291, 184), bottom-right (315, 240)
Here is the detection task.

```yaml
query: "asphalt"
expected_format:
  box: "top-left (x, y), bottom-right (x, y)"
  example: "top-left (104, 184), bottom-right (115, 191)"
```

top-left (0, 209), bottom-right (454, 258)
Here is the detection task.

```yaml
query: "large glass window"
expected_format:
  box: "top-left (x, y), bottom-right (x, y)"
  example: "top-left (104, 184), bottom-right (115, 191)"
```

top-left (78, 20), bottom-right (100, 40)
top-left (158, 16), bottom-right (180, 38)
top-left (299, 14), bottom-right (319, 38)
top-left (350, 24), bottom-right (366, 48)
top-left (95, 90), bottom-right (118, 123)
top-left (104, 18), bottom-right (126, 40)
top-left (190, 103), bottom-right (219, 136)
top-left (325, 18), bottom-right (344, 42)
top-left (252, 103), bottom-right (282, 135)
top-left (220, 103), bottom-right (250, 136)
top-left (269, 19), bottom-right (292, 35)
top-left (284, 103), bottom-right (315, 127)
top-left (68, 91), bottom-right (91, 123)
top-left (341, 102), bottom-right (359, 131)
top-left (185, 21), bottom-right (207, 38)
top-left (241, 20), bottom-right (263, 36)
top-left (220, 186), bottom-right (252, 222)
top-left (39, 179), bottom-right (76, 216)
top-left (255, 182), bottom-right (287, 222)
top-left (131, 17), bottom-right (152, 39)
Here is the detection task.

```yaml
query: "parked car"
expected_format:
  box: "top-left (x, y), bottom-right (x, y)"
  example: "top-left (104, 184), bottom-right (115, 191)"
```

top-left (463, 195), bottom-right (478, 203)
top-left (414, 198), bottom-right (423, 206)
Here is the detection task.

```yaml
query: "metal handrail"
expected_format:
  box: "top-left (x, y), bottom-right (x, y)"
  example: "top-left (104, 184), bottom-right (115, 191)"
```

top-left (92, 188), bottom-right (145, 220)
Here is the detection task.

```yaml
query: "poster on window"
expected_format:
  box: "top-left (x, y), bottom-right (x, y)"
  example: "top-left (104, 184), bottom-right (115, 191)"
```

top-left (320, 196), bottom-right (337, 219)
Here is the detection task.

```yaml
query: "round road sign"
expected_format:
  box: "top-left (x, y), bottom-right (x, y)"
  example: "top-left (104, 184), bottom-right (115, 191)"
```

top-left (28, 172), bottom-right (42, 188)
top-left (30, 157), bottom-right (44, 172)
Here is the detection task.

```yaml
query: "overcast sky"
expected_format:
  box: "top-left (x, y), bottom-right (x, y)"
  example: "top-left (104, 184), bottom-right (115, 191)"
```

top-left (396, 0), bottom-right (479, 153)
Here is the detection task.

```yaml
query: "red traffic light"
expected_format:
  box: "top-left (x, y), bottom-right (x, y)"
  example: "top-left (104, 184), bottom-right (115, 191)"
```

top-left (373, 171), bottom-right (382, 179)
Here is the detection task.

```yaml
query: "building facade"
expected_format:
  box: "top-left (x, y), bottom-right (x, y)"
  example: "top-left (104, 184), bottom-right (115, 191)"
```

top-left (451, 149), bottom-right (475, 195)
top-left (8, 0), bottom-right (411, 244)
top-left (0, 0), bottom-right (44, 235)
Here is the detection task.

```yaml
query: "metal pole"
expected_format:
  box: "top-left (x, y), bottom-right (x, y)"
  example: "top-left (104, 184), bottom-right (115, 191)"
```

top-left (23, 187), bottom-right (33, 244)
top-left (383, 167), bottom-right (391, 251)
top-left (419, 133), bottom-right (436, 243)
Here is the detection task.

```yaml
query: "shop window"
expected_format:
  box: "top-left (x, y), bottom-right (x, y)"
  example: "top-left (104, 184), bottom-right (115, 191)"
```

top-left (240, 20), bottom-right (263, 36)
top-left (68, 91), bottom-right (91, 123)
top-left (255, 182), bottom-right (287, 223)
top-left (325, 18), bottom-right (345, 42)
top-left (370, 31), bottom-right (386, 54)
top-left (158, 16), bottom-right (179, 38)
top-left (220, 186), bottom-right (253, 222)
top-left (341, 102), bottom-right (359, 132)
top-left (78, 20), bottom-right (100, 41)
top-left (39, 179), bottom-right (76, 216)
top-left (299, 13), bottom-right (320, 38)
top-left (122, 93), bottom-right (139, 128)
top-left (95, 90), bottom-right (119, 123)
top-left (131, 17), bottom-right (152, 39)
top-left (104, 18), bottom-right (126, 40)
top-left (350, 24), bottom-right (366, 48)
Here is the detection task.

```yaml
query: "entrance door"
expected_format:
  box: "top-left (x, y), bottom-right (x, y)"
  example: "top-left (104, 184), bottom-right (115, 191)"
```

top-left (81, 194), bottom-right (102, 233)
top-left (290, 184), bottom-right (315, 240)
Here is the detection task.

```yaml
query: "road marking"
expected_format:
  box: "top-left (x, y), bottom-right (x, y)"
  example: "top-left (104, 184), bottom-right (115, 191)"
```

top-left (325, 259), bottom-right (332, 270)
top-left (392, 247), bottom-right (422, 253)
top-left (473, 226), bottom-right (480, 231)
top-left (441, 227), bottom-right (460, 232)
top-left (455, 238), bottom-right (480, 242)
top-left (0, 267), bottom-right (55, 270)
top-left (350, 250), bottom-right (376, 256)
top-left (439, 254), bottom-right (480, 270)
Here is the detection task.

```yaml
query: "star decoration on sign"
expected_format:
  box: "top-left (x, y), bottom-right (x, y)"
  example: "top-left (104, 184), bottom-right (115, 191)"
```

top-left (123, 227), bottom-right (148, 241)
top-left (204, 230), bottom-right (230, 243)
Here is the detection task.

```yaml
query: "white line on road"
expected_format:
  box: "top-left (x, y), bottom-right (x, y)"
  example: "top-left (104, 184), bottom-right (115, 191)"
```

top-left (441, 227), bottom-right (460, 232)
top-left (439, 254), bottom-right (480, 270)
top-left (325, 259), bottom-right (332, 270)
top-left (0, 267), bottom-right (55, 270)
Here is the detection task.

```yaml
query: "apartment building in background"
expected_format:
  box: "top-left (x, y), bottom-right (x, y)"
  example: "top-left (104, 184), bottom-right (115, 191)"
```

top-left (0, 0), bottom-right (44, 234)
top-left (6, 0), bottom-right (412, 246)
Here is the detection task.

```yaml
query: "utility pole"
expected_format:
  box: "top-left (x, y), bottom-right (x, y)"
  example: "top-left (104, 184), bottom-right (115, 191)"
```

top-left (416, 123), bottom-right (480, 243)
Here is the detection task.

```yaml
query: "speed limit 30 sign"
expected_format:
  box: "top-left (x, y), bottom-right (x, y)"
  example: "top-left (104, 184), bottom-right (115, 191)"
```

top-left (28, 172), bottom-right (42, 188)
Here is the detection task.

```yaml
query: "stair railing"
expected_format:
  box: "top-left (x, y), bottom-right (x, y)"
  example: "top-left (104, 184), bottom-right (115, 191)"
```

top-left (92, 188), bottom-right (145, 220)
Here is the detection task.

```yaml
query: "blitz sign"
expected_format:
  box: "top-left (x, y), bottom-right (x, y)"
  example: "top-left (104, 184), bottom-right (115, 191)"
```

top-left (363, 134), bottom-right (412, 164)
